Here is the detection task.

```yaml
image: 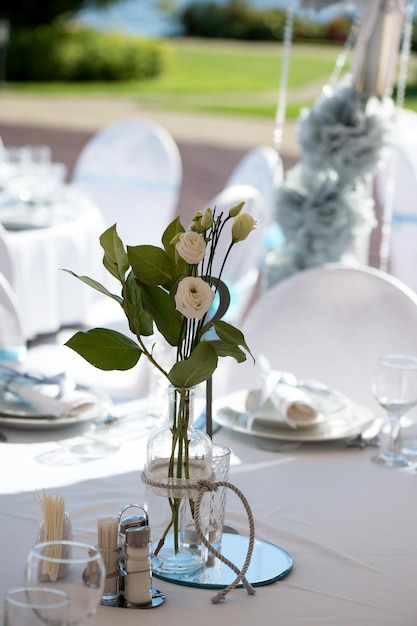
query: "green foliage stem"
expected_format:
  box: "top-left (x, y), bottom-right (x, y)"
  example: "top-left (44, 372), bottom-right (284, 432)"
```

top-left (64, 218), bottom-right (253, 390)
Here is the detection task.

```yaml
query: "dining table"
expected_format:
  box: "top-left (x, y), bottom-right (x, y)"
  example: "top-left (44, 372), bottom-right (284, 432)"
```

top-left (0, 183), bottom-right (107, 341)
top-left (0, 373), bottom-right (416, 626)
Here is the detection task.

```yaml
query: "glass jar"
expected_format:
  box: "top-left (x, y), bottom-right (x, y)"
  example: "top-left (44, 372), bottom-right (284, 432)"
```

top-left (145, 386), bottom-right (212, 574)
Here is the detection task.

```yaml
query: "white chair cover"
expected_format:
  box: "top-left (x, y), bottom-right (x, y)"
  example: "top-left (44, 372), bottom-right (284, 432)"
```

top-left (71, 117), bottom-right (183, 246)
top-left (0, 271), bottom-right (26, 362)
top-left (224, 145), bottom-right (285, 249)
top-left (375, 108), bottom-right (417, 291)
top-left (0, 223), bottom-right (13, 285)
top-left (24, 337), bottom-right (147, 399)
top-left (201, 184), bottom-right (267, 325)
top-left (217, 263), bottom-right (417, 409)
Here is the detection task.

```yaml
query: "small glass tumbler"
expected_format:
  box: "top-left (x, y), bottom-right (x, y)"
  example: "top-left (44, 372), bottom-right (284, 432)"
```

top-left (176, 444), bottom-right (231, 560)
top-left (4, 586), bottom-right (70, 625)
top-left (209, 444), bottom-right (232, 552)
top-left (98, 547), bottom-right (121, 607)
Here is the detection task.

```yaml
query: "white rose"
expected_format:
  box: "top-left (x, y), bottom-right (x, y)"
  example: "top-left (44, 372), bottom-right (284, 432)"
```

top-left (175, 277), bottom-right (214, 320)
top-left (176, 231), bottom-right (206, 264)
top-left (231, 213), bottom-right (257, 242)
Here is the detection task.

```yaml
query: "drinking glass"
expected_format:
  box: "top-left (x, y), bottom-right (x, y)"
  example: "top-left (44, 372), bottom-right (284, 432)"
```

top-left (24, 541), bottom-right (105, 625)
top-left (4, 586), bottom-right (70, 625)
top-left (209, 444), bottom-right (232, 551)
top-left (371, 354), bottom-right (417, 468)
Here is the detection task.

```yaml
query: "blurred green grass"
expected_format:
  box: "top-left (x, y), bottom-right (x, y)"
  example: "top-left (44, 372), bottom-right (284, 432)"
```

top-left (5, 38), bottom-right (417, 120)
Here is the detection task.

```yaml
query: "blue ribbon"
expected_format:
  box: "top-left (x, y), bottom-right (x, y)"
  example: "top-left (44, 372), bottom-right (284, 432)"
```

top-left (0, 346), bottom-right (26, 362)
top-left (392, 211), bottom-right (417, 225)
top-left (74, 173), bottom-right (179, 192)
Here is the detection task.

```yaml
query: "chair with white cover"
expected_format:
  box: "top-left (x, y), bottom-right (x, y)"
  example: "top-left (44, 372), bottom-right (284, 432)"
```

top-left (0, 223), bottom-right (13, 287)
top-left (71, 117), bottom-right (183, 246)
top-left (224, 145), bottom-right (285, 250)
top-left (201, 183), bottom-right (268, 325)
top-left (0, 271), bottom-right (26, 363)
top-left (217, 263), bottom-right (417, 409)
top-left (375, 108), bottom-right (417, 292)
top-left (24, 330), bottom-right (147, 400)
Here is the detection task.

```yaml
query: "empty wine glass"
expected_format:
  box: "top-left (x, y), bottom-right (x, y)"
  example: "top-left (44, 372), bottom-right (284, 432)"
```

top-left (24, 540), bottom-right (105, 625)
top-left (371, 354), bottom-right (417, 468)
top-left (4, 586), bottom-right (70, 625)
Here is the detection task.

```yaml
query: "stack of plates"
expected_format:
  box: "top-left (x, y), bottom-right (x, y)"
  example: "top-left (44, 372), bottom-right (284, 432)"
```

top-left (213, 382), bottom-right (374, 442)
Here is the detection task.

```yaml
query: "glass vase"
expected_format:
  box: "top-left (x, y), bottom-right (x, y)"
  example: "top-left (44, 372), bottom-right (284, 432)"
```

top-left (145, 386), bottom-right (212, 574)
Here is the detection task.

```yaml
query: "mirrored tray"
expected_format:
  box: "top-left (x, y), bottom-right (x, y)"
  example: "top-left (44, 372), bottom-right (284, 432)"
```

top-left (152, 533), bottom-right (293, 589)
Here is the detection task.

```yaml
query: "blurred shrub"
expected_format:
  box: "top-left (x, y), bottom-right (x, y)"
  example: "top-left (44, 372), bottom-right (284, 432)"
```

top-left (325, 16), bottom-right (353, 42)
top-left (181, 1), bottom-right (286, 40)
top-left (180, 0), bottom-right (333, 42)
top-left (6, 24), bottom-right (171, 81)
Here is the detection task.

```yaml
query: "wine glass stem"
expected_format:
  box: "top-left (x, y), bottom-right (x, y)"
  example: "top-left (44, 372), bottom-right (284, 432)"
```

top-left (387, 414), bottom-right (403, 455)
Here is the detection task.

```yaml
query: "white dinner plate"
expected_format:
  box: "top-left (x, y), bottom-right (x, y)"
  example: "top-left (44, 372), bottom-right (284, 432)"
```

top-left (213, 386), bottom-right (374, 442)
top-left (0, 385), bottom-right (111, 430)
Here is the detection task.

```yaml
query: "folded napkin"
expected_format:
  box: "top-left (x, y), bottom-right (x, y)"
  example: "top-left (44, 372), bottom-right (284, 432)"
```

top-left (268, 382), bottom-right (319, 428)
top-left (0, 365), bottom-right (98, 418)
top-left (249, 356), bottom-right (320, 429)
top-left (17, 383), bottom-right (98, 417)
top-left (246, 381), bottom-right (320, 430)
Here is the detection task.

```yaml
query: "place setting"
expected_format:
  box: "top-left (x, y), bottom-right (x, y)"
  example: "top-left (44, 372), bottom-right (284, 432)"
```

top-left (0, 361), bottom-right (160, 466)
top-left (0, 363), bottom-right (111, 432)
top-left (213, 355), bottom-right (376, 447)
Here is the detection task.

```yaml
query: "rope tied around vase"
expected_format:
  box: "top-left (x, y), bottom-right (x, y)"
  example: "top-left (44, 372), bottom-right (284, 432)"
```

top-left (141, 471), bottom-right (256, 603)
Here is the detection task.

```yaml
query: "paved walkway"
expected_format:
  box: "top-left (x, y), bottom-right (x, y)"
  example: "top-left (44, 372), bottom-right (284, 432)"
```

top-left (0, 92), bottom-right (300, 155)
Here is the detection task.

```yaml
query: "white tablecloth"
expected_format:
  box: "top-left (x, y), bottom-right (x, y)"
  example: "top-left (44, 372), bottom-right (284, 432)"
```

top-left (0, 402), bottom-right (416, 626)
top-left (2, 187), bottom-right (106, 340)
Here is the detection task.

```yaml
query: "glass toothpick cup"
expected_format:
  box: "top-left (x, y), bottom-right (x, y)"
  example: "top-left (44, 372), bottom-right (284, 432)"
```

top-left (371, 354), bottom-right (417, 468)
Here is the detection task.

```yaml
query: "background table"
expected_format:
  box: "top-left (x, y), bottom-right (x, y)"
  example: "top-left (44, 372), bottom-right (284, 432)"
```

top-left (1, 186), bottom-right (106, 340)
top-left (0, 401), bottom-right (416, 626)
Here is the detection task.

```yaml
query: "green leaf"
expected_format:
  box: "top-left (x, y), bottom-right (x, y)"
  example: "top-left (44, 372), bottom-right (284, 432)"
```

top-left (128, 245), bottom-right (174, 286)
top-left (208, 341), bottom-right (247, 363)
top-left (162, 217), bottom-right (185, 260)
top-left (168, 342), bottom-right (218, 388)
top-left (62, 270), bottom-right (123, 304)
top-left (123, 272), bottom-right (154, 337)
top-left (65, 328), bottom-right (142, 371)
top-left (100, 225), bottom-right (130, 282)
top-left (141, 283), bottom-right (182, 346)
top-left (213, 320), bottom-right (254, 361)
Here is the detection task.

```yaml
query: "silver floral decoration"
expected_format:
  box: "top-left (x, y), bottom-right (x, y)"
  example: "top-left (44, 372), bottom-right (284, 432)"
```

top-left (274, 164), bottom-right (376, 268)
top-left (263, 0), bottom-right (408, 289)
top-left (297, 85), bottom-right (394, 182)
top-left (264, 83), bottom-right (394, 289)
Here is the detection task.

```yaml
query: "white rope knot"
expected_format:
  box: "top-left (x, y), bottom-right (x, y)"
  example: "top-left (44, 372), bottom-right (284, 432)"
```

top-left (195, 478), bottom-right (218, 493)
top-left (141, 470), bottom-right (256, 603)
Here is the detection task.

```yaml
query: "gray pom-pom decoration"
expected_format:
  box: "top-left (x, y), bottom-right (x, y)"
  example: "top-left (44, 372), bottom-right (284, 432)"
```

top-left (297, 86), bottom-right (393, 180)
top-left (274, 165), bottom-right (376, 268)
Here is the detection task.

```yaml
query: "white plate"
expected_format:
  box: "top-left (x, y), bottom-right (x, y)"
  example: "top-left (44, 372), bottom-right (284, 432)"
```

top-left (0, 385), bottom-right (111, 430)
top-left (213, 386), bottom-right (374, 442)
